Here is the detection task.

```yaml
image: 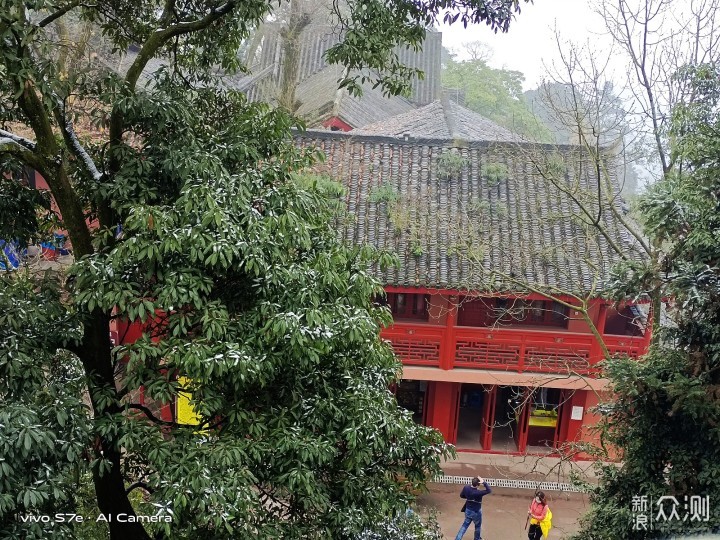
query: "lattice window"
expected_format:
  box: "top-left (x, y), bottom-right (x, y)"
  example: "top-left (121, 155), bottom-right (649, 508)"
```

top-left (455, 340), bottom-right (521, 369)
top-left (391, 339), bottom-right (440, 365)
top-left (607, 346), bottom-right (640, 359)
top-left (524, 346), bottom-right (591, 373)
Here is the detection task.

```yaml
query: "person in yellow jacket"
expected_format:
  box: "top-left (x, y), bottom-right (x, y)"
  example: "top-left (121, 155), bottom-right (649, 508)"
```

top-left (527, 491), bottom-right (552, 539)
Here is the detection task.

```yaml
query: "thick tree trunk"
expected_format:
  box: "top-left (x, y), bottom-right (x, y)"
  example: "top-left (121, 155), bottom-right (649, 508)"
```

top-left (91, 446), bottom-right (152, 540)
top-left (80, 311), bottom-right (152, 540)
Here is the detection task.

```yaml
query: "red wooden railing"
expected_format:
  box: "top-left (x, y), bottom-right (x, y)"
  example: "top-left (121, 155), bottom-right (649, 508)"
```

top-left (381, 325), bottom-right (444, 367)
top-left (381, 322), bottom-right (648, 376)
top-left (603, 334), bottom-right (647, 359)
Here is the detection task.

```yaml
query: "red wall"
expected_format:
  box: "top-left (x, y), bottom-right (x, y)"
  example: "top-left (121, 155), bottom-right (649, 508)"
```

top-left (322, 117), bottom-right (353, 132)
top-left (425, 382), bottom-right (459, 443)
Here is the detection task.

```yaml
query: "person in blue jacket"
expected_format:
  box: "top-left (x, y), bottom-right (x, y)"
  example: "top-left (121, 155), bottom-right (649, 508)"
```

top-left (454, 476), bottom-right (492, 540)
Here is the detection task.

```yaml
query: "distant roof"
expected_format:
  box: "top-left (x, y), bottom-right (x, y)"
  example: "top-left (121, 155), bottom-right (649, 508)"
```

top-left (296, 130), bottom-right (644, 294)
top-left (224, 64), bottom-right (276, 93)
top-left (354, 98), bottom-right (525, 143)
top-left (243, 23), bottom-right (442, 107)
top-left (95, 48), bottom-right (168, 87)
top-left (294, 65), bottom-right (416, 128)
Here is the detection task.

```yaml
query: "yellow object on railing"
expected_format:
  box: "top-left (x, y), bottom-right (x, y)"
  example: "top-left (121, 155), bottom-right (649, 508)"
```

top-left (528, 408), bottom-right (558, 428)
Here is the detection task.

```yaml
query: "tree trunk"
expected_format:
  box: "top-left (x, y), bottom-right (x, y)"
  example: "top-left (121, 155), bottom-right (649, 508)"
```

top-left (80, 311), bottom-right (152, 540)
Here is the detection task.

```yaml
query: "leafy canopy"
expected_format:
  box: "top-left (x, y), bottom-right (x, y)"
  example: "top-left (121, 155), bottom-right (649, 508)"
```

top-left (442, 44), bottom-right (551, 141)
top-left (0, 1), bottom-right (531, 539)
top-left (573, 63), bottom-right (720, 539)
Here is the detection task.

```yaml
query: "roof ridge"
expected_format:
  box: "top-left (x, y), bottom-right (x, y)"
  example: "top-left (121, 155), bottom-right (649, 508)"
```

top-left (440, 93), bottom-right (458, 139)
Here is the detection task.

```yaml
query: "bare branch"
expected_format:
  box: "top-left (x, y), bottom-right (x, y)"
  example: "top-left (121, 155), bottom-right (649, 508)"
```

top-left (127, 403), bottom-right (182, 428)
top-left (125, 481), bottom-right (154, 495)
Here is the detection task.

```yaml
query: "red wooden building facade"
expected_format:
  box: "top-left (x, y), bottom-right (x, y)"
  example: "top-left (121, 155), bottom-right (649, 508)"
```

top-left (299, 103), bottom-right (650, 458)
top-left (381, 289), bottom-right (648, 456)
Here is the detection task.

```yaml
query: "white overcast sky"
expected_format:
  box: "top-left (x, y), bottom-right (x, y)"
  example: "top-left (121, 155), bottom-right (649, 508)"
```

top-left (439, 0), bottom-right (611, 90)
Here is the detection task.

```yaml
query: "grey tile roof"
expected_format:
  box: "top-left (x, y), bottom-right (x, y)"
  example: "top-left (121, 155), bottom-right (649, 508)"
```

top-left (242, 23), bottom-right (441, 106)
top-left (294, 65), bottom-right (416, 128)
top-left (354, 98), bottom-right (526, 143)
top-left (224, 64), bottom-right (275, 92)
top-left (296, 130), bottom-right (645, 294)
top-left (95, 48), bottom-right (168, 87)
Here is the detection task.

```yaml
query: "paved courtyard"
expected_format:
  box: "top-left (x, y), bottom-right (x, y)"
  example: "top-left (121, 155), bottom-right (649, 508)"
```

top-left (419, 452), bottom-right (595, 539)
top-left (419, 482), bottom-right (589, 539)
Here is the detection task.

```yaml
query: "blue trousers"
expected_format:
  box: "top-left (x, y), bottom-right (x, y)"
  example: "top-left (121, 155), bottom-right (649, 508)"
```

top-left (455, 508), bottom-right (482, 540)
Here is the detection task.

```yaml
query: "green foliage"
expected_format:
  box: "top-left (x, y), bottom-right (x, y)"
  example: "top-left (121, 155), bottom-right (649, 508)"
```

top-left (369, 182), bottom-right (400, 203)
top-left (293, 172), bottom-right (347, 219)
top-left (0, 169), bottom-right (50, 247)
top-left (389, 204), bottom-right (411, 235)
top-left (0, 1), bottom-right (529, 538)
top-left (574, 64), bottom-right (720, 539)
top-left (483, 162), bottom-right (508, 186)
top-left (442, 52), bottom-right (551, 141)
top-left (328, 1), bottom-right (531, 98)
top-left (71, 475), bottom-right (111, 540)
top-left (410, 241), bottom-right (424, 257)
top-left (467, 198), bottom-right (490, 216)
top-left (293, 172), bottom-right (346, 199)
top-left (356, 509), bottom-right (442, 539)
top-left (0, 276), bottom-right (91, 540)
top-left (436, 151), bottom-right (468, 180)
top-left (494, 201), bottom-right (508, 219)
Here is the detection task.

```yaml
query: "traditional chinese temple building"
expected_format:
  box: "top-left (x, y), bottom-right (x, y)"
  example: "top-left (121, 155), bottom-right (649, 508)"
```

top-left (296, 97), bottom-right (650, 457)
top-left (8, 27), bottom-right (650, 458)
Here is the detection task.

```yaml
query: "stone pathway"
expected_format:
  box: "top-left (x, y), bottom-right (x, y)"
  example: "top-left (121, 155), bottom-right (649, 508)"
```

top-left (419, 482), bottom-right (591, 540)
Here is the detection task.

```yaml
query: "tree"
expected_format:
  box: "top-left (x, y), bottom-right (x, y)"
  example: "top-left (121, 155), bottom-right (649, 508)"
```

top-left (572, 62), bottom-right (720, 540)
top-left (596, 0), bottom-right (720, 179)
top-left (442, 42), bottom-right (552, 141)
top-left (546, 0), bottom-right (720, 536)
top-left (524, 42), bottom-right (643, 197)
top-left (0, 1), bottom-right (531, 539)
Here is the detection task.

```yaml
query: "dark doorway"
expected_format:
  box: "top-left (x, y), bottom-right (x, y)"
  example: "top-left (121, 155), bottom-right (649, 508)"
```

top-left (491, 386), bottom-right (524, 452)
top-left (395, 380), bottom-right (428, 424)
top-left (456, 384), bottom-right (486, 450)
top-left (526, 388), bottom-right (563, 452)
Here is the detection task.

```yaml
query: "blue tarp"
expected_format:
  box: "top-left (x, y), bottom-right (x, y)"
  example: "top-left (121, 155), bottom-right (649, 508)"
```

top-left (0, 240), bottom-right (20, 271)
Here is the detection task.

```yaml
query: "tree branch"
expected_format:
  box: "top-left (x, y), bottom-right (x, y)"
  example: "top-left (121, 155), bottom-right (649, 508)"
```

top-left (128, 403), bottom-right (182, 428)
top-left (54, 99), bottom-right (104, 182)
top-left (0, 138), bottom-right (48, 176)
top-left (125, 481), bottom-right (154, 495)
top-left (0, 129), bottom-right (36, 151)
top-left (124, 1), bottom-right (239, 91)
top-left (37, 0), bottom-right (82, 28)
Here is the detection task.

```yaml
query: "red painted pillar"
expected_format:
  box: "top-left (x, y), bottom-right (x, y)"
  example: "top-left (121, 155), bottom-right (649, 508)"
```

top-left (563, 390), bottom-right (587, 445)
top-left (555, 391), bottom-right (572, 448)
top-left (440, 296), bottom-right (457, 370)
top-left (425, 381), bottom-right (460, 444)
top-left (517, 338), bottom-right (527, 373)
top-left (590, 301), bottom-right (608, 365)
top-left (596, 301), bottom-right (608, 335)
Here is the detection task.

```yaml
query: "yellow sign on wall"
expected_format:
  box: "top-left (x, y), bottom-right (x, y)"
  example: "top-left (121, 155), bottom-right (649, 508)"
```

top-left (176, 377), bottom-right (200, 427)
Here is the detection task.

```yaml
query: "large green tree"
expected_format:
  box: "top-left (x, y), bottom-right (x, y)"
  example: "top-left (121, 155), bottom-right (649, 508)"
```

top-left (573, 64), bottom-right (720, 539)
top-left (442, 43), bottom-right (551, 141)
top-left (0, 1), bottom-right (530, 539)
